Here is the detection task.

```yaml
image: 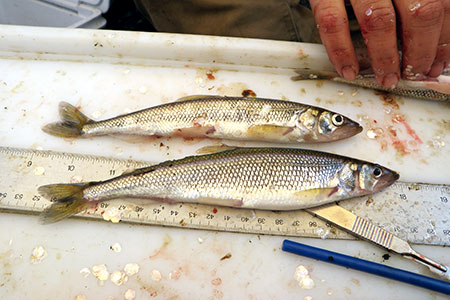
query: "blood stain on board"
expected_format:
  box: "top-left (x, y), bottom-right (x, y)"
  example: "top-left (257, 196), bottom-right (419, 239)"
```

top-left (212, 208), bottom-right (218, 214)
top-left (392, 114), bottom-right (423, 144)
top-left (206, 72), bottom-right (216, 80)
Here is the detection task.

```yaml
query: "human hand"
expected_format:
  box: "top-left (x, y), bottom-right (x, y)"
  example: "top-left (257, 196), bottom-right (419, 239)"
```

top-left (309, 0), bottom-right (450, 87)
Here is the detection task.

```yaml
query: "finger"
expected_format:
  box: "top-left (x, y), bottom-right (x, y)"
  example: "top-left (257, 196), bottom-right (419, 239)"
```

top-left (351, 0), bottom-right (400, 88)
top-left (310, 0), bottom-right (359, 80)
top-left (394, 0), bottom-right (444, 79)
top-left (428, 0), bottom-right (450, 77)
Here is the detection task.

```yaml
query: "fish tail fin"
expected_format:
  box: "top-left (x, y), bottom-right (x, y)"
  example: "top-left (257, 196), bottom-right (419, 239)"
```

top-left (291, 68), bottom-right (338, 81)
top-left (42, 102), bottom-right (93, 137)
top-left (38, 183), bottom-right (91, 224)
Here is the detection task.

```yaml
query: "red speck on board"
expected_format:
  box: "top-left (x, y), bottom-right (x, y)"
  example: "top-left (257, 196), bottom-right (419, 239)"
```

top-left (150, 292), bottom-right (157, 297)
top-left (212, 208), bottom-right (218, 214)
top-left (206, 72), bottom-right (215, 80)
top-left (373, 120), bottom-right (377, 124)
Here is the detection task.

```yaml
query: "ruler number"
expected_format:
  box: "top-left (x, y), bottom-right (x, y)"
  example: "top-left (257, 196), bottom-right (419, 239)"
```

top-left (14, 193), bottom-right (23, 200)
top-left (292, 220), bottom-right (301, 226)
top-left (275, 219), bottom-right (284, 225)
top-left (153, 208), bottom-right (161, 214)
top-left (100, 202), bottom-right (109, 208)
top-left (67, 165), bottom-right (75, 171)
top-left (189, 212), bottom-right (197, 218)
top-left (309, 221), bottom-right (317, 227)
top-left (26, 160), bottom-right (32, 167)
top-left (399, 193), bottom-right (407, 200)
top-left (443, 230), bottom-right (450, 236)
top-left (223, 215), bottom-right (230, 221)
top-left (426, 228), bottom-right (436, 235)
top-left (0, 192), bottom-right (7, 199)
top-left (118, 205), bottom-right (126, 210)
top-left (206, 214), bottom-right (214, 219)
top-left (135, 206), bottom-right (144, 213)
top-left (170, 210), bottom-right (178, 216)
top-left (32, 195), bottom-right (41, 201)
top-left (109, 169), bottom-right (116, 176)
top-left (240, 217), bottom-right (249, 222)
top-left (410, 227), bottom-right (419, 233)
top-left (257, 218), bottom-right (266, 224)
top-left (441, 196), bottom-right (448, 203)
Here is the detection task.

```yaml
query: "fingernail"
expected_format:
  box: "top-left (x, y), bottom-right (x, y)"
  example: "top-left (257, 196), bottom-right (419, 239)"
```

top-left (382, 73), bottom-right (398, 89)
top-left (428, 62), bottom-right (444, 78)
top-left (341, 66), bottom-right (356, 80)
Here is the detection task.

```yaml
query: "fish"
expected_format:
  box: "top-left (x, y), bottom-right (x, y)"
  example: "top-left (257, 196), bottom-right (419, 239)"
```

top-left (292, 68), bottom-right (450, 101)
top-left (42, 95), bottom-right (362, 143)
top-left (38, 147), bottom-right (399, 224)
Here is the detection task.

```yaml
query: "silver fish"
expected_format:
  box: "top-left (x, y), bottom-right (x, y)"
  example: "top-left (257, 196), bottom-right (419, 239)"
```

top-left (42, 96), bottom-right (362, 143)
top-left (292, 68), bottom-right (450, 101)
top-left (38, 147), bottom-right (399, 224)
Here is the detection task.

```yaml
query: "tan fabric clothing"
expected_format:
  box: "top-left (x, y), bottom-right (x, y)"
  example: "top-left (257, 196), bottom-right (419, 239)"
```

top-left (134, 0), bottom-right (321, 43)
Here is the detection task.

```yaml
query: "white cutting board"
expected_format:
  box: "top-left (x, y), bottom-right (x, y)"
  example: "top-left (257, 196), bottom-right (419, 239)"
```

top-left (0, 25), bottom-right (449, 300)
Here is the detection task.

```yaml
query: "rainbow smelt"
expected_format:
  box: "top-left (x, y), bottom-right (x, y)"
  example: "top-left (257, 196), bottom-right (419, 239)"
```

top-left (292, 68), bottom-right (450, 101)
top-left (42, 95), bottom-right (362, 143)
top-left (38, 147), bottom-right (399, 224)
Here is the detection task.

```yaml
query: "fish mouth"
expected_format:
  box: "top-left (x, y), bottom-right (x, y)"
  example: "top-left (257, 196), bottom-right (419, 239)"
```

top-left (374, 168), bottom-right (400, 191)
top-left (331, 121), bottom-right (363, 140)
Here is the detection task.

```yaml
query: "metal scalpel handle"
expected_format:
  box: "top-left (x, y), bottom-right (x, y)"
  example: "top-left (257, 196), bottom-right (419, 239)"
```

top-left (306, 204), bottom-right (450, 281)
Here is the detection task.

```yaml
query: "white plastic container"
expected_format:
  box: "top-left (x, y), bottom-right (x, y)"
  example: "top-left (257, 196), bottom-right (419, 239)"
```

top-left (0, 0), bottom-right (109, 28)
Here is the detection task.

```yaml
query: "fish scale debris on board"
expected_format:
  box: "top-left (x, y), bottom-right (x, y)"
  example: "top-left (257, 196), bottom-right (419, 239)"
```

top-left (37, 147), bottom-right (399, 224)
top-left (41, 95), bottom-right (362, 144)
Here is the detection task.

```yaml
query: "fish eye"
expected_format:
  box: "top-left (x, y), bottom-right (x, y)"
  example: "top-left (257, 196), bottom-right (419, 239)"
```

top-left (332, 114), bottom-right (344, 126)
top-left (372, 167), bottom-right (382, 178)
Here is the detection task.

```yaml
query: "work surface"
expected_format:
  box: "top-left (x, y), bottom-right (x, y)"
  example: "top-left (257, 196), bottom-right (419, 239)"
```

top-left (0, 25), bottom-right (449, 299)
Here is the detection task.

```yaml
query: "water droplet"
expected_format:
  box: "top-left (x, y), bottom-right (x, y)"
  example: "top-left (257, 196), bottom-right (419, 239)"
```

top-left (71, 175), bottom-right (83, 183)
top-left (80, 267), bottom-right (91, 278)
top-left (365, 8), bottom-right (373, 16)
top-left (34, 166), bottom-right (45, 176)
top-left (327, 288), bottom-right (333, 296)
top-left (198, 237), bottom-right (204, 244)
top-left (138, 86), bottom-right (148, 94)
top-left (92, 111), bottom-right (102, 119)
top-left (337, 90), bottom-right (344, 96)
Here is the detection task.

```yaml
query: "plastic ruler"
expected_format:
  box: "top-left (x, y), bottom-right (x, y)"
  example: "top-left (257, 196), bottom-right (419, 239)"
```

top-left (0, 146), bottom-right (448, 245)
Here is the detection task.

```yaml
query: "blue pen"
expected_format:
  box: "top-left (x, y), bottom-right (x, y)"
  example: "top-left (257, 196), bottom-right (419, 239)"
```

top-left (282, 239), bottom-right (450, 295)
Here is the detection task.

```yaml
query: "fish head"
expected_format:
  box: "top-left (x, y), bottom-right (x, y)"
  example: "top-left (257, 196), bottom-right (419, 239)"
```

top-left (313, 110), bottom-right (362, 142)
top-left (356, 163), bottom-right (399, 193)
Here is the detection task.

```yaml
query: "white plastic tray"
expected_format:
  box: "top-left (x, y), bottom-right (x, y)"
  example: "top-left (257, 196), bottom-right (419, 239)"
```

top-left (0, 25), bottom-right (448, 300)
